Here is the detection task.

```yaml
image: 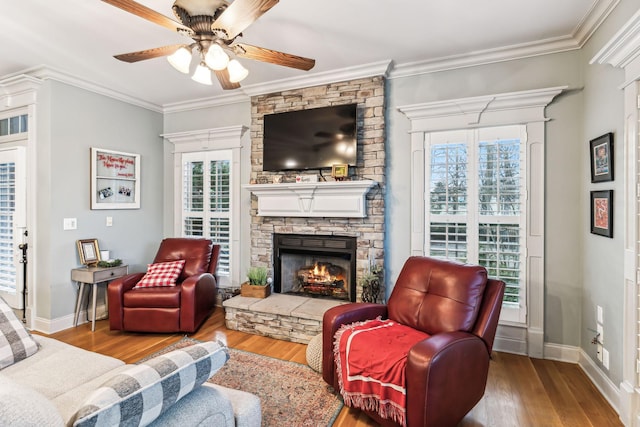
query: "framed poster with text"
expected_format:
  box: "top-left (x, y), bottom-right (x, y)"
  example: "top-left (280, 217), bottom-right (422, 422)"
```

top-left (90, 147), bottom-right (140, 209)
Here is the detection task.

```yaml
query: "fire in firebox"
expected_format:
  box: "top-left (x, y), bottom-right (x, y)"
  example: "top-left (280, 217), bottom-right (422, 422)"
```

top-left (296, 262), bottom-right (348, 299)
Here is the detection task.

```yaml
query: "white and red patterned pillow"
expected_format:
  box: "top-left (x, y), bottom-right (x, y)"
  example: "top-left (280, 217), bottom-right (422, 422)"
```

top-left (133, 259), bottom-right (186, 289)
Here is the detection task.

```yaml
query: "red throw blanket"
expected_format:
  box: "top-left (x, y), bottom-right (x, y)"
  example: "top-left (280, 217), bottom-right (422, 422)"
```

top-left (334, 318), bottom-right (429, 427)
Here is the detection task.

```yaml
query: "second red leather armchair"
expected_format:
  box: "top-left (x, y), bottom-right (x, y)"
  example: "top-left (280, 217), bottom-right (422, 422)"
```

top-left (108, 238), bottom-right (220, 333)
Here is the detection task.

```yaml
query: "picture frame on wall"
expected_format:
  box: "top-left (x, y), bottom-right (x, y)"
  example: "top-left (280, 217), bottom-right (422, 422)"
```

top-left (589, 132), bottom-right (614, 183)
top-left (590, 190), bottom-right (613, 238)
top-left (91, 147), bottom-right (140, 209)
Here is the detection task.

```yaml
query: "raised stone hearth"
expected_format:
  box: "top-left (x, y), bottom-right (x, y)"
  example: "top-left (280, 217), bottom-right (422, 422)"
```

top-left (223, 294), bottom-right (347, 344)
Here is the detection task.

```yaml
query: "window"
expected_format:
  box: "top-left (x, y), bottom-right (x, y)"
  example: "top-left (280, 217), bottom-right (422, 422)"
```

top-left (181, 151), bottom-right (232, 281)
top-left (426, 126), bottom-right (526, 313)
top-left (0, 114), bottom-right (28, 137)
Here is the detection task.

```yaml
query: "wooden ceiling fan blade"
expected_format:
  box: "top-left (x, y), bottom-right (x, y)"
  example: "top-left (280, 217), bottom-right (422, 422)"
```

top-left (211, 0), bottom-right (279, 40)
top-left (215, 69), bottom-right (242, 90)
top-left (114, 45), bottom-right (184, 63)
top-left (101, 0), bottom-right (193, 35)
top-left (235, 43), bottom-right (315, 71)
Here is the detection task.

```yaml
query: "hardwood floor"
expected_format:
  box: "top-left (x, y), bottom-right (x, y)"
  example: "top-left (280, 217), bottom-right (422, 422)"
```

top-left (47, 310), bottom-right (622, 427)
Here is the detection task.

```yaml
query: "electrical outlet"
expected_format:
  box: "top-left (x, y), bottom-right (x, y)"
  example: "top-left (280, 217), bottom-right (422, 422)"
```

top-left (603, 348), bottom-right (610, 370)
top-left (597, 343), bottom-right (603, 362)
top-left (597, 324), bottom-right (604, 345)
top-left (597, 305), bottom-right (604, 324)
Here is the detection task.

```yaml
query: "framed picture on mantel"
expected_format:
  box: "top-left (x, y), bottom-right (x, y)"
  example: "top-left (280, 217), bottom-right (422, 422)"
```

top-left (90, 147), bottom-right (140, 209)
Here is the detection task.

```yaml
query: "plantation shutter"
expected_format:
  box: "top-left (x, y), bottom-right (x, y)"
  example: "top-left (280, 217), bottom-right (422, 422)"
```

top-left (426, 126), bottom-right (526, 322)
top-left (181, 151), bottom-right (232, 280)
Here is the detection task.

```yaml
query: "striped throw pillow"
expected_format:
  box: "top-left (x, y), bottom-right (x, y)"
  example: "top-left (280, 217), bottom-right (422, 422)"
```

top-left (0, 297), bottom-right (38, 370)
top-left (133, 259), bottom-right (186, 288)
top-left (72, 340), bottom-right (229, 427)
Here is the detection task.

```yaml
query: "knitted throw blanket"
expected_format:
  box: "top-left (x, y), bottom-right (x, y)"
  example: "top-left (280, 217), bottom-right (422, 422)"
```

top-left (334, 318), bottom-right (429, 427)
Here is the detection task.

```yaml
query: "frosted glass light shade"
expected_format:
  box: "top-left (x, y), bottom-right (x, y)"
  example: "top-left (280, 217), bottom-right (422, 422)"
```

top-left (192, 63), bottom-right (213, 85)
top-left (227, 59), bottom-right (249, 83)
top-left (204, 44), bottom-right (229, 71)
top-left (167, 46), bottom-right (192, 74)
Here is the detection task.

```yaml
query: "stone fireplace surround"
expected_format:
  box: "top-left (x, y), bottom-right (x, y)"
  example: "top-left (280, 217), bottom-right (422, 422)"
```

top-left (223, 76), bottom-right (386, 343)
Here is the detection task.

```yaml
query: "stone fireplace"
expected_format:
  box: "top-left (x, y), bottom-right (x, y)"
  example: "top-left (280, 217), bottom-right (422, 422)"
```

top-left (247, 76), bottom-right (387, 303)
top-left (273, 233), bottom-right (357, 302)
top-left (224, 76), bottom-right (387, 343)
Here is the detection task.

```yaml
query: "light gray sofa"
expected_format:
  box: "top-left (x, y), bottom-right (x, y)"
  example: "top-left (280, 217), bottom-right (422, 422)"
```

top-left (0, 335), bottom-right (261, 427)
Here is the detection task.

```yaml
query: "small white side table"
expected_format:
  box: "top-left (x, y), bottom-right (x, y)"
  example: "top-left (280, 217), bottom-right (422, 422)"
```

top-left (72, 265), bottom-right (128, 331)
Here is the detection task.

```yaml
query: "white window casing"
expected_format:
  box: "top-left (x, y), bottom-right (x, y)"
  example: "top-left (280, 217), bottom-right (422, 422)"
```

top-left (398, 86), bottom-right (565, 358)
top-left (163, 126), bottom-right (247, 289)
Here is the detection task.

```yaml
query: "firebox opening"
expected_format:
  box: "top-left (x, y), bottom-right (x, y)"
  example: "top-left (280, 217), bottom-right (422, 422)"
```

top-left (273, 233), bottom-right (357, 302)
top-left (281, 253), bottom-right (351, 301)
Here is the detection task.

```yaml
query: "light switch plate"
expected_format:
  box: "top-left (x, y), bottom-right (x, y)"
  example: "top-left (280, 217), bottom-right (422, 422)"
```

top-left (63, 218), bottom-right (77, 230)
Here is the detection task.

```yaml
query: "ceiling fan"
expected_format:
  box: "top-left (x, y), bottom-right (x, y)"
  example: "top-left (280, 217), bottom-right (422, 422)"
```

top-left (102, 0), bottom-right (316, 90)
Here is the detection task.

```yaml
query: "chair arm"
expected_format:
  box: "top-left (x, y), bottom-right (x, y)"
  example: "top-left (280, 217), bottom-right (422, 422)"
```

top-left (107, 273), bottom-right (145, 330)
top-left (180, 273), bottom-right (217, 332)
top-left (406, 331), bottom-right (490, 427)
top-left (322, 303), bottom-right (388, 390)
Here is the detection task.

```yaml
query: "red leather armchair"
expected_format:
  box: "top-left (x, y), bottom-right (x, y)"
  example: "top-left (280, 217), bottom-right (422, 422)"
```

top-left (108, 238), bottom-right (220, 333)
top-left (322, 256), bottom-right (505, 427)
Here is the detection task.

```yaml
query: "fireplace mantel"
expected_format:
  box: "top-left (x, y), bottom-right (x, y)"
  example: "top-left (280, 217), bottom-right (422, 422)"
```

top-left (244, 180), bottom-right (377, 217)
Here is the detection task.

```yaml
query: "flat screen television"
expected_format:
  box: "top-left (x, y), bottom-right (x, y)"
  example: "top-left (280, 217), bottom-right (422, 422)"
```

top-left (262, 103), bottom-right (358, 172)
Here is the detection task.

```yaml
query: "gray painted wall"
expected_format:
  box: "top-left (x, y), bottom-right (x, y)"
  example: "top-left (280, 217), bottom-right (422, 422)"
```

top-left (578, 0), bottom-right (636, 390)
top-left (35, 81), bottom-right (164, 321)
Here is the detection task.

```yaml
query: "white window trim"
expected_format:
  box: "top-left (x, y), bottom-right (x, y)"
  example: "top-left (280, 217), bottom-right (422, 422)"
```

top-left (163, 126), bottom-right (247, 288)
top-left (425, 125), bottom-right (528, 322)
top-left (398, 86), bottom-right (565, 358)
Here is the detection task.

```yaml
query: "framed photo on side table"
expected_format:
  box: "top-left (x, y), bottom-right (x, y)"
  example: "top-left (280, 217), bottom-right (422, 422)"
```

top-left (77, 239), bottom-right (101, 265)
top-left (590, 190), bottom-right (613, 238)
top-left (589, 133), bottom-right (613, 183)
top-left (91, 147), bottom-right (140, 209)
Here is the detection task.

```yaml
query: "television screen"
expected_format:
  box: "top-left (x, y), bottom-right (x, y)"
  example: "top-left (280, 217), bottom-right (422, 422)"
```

top-left (262, 104), bottom-right (358, 171)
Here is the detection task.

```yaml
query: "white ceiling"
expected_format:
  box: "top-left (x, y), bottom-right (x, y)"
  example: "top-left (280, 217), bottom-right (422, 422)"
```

top-left (0, 0), bottom-right (615, 109)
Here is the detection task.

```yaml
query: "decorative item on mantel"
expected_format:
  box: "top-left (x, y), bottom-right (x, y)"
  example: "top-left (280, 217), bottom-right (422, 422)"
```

top-left (241, 266), bottom-right (272, 298)
top-left (360, 264), bottom-right (383, 303)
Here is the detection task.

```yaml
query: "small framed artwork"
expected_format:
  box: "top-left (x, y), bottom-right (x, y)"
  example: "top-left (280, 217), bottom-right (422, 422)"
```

top-left (590, 133), bottom-right (614, 183)
top-left (91, 148), bottom-right (140, 210)
top-left (590, 190), bottom-right (613, 238)
top-left (331, 164), bottom-right (349, 181)
top-left (77, 239), bottom-right (101, 265)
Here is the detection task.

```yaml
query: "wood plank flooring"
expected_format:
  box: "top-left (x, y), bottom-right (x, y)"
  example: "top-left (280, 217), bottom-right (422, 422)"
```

top-left (46, 309), bottom-right (622, 427)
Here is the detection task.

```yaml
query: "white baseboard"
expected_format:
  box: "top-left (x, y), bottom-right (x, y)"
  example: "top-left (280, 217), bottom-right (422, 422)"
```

top-left (577, 347), bottom-right (621, 418)
top-left (544, 342), bottom-right (621, 418)
top-left (32, 302), bottom-right (107, 334)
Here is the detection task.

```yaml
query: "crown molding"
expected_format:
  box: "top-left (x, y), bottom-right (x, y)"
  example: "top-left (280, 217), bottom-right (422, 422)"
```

top-left (390, 0), bottom-right (619, 79)
top-left (161, 60), bottom-right (392, 113)
top-left (9, 65), bottom-right (163, 113)
top-left (240, 60), bottom-right (393, 97)
top-left (162, 92), bottom-right (249, 114)
top-left (572, 0), bottom-right (620, 47)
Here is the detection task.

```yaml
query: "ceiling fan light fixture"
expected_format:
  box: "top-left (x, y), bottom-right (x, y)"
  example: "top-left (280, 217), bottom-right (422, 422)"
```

top-left (205, 44), bottom-right (229, 71)
top-left (227, 59), bottom-right (249, 83)
top-left (192, 62), bottom-right (213, 85)
top-left (167, 46), bottom-right (192, 74)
